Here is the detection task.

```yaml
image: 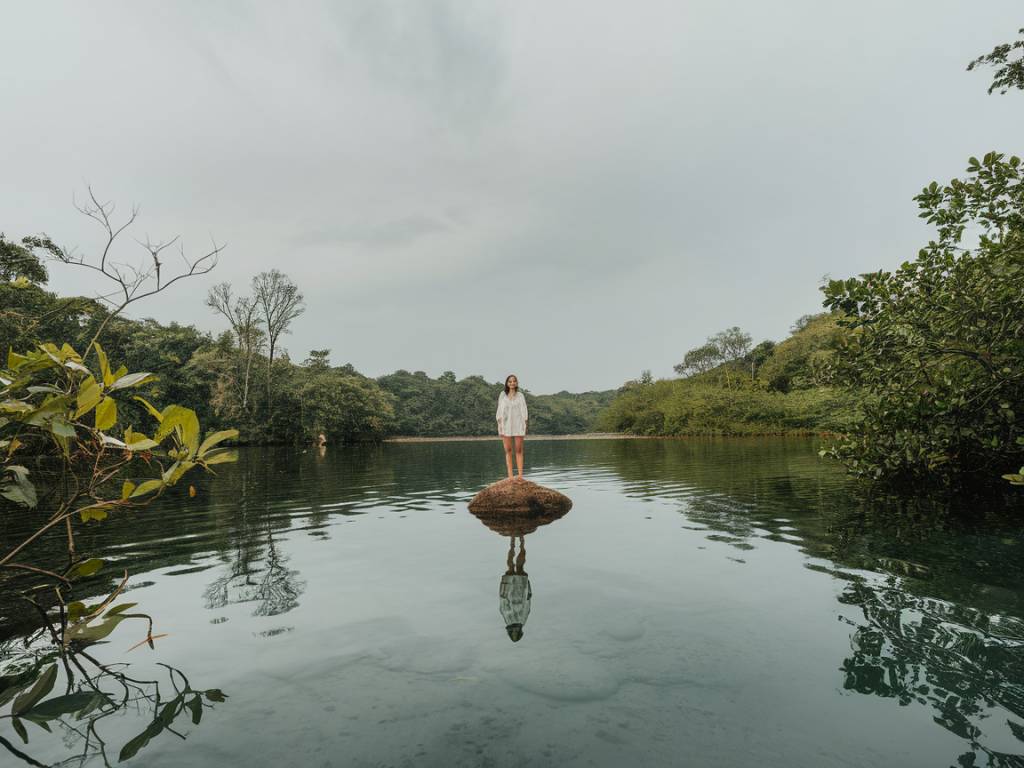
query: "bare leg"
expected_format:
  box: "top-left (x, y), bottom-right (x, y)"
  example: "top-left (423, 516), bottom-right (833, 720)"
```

top-left (514, 436), bottom-right (525, 478)
top-left (502, 436), bottom-right (514, 479)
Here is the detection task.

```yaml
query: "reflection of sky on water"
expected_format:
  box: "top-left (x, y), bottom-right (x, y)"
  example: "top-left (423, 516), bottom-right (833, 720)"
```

top-left (4, 438), bottom-right (1024, 767)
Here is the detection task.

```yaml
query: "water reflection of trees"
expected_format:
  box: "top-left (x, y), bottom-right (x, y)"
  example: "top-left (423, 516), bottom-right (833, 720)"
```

top-left (0, 643), bottom-right (226, 767)
top-left (203, 530), bottom-right (304, 617)
top-left (202, 454), bottom-right (305, 618)
top-left (840, 577), bottom-right (1024, 766)
top-left (590, 437), bottom-right (1024, 764)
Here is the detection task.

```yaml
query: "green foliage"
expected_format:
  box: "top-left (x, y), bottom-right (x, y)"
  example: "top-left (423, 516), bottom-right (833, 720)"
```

top-left (603, 315), bottom-right (859, 436)
top-left (376, 369), bottom-right (615, 436)
top-left (298, 365), bottom-right (396, 441)
top-left (598, 376), bottom-right (857, 436)
top-left (968, 27), bottom-right (1024, 95)
top-left (674, 326), bottom-right (752, 377)
top-left (674, 342), bottom-right (721, 377)
top-left (758, 313), bottom-right (841, 393)
top-left (0, 234), bottom-right (48, 283)
top-left (822, 152), bottom-right (1024, 486)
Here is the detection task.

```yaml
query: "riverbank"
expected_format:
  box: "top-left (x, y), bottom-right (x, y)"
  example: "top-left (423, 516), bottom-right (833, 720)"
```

top-left (384, 432), bottom-right (646, 443)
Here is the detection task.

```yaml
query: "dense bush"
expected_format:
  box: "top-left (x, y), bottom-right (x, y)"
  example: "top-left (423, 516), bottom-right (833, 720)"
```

top-left (822, 153), bottom-right (1024, 486)
top-left (598, 377), bottom-right (857, 436)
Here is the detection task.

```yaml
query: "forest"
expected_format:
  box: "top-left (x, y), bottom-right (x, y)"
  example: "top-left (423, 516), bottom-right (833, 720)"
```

top-left (0, 239), bottom-right (614, 445)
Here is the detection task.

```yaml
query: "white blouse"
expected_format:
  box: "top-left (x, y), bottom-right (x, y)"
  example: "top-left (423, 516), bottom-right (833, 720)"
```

top-left (496, 391), bottom-right (529, 436)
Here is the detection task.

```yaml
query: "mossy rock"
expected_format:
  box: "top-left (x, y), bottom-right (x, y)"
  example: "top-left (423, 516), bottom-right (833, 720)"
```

top-left (467, 478), bottom-right (572, 536)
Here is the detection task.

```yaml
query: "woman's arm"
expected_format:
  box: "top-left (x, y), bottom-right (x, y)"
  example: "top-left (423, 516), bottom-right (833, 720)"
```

top-left (496, 394), bottom-right (505, 436)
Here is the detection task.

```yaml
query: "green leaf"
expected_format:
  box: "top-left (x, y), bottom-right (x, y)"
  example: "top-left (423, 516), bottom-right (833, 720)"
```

top-left (7, 349), bottom-right (34, 369)
top-left (203, 689), bottom-right (227, 703)
top-left (154, 405), bottom-right (200, 455)
top-left (186, 694), bottom-right (203, 725)
top-left (129, 479), bottom-right (164, 498)
top-left (201, 449), bottom-right (238, 466)
top-left (99, 435), bottom-right (127, 450)
top-left (197, 429), bottom-right (239, 458)
top-left (0, 669), bottom-right (38, 708)
top-left (124, 428), bottom-right (159, 452)
top-left (27, 692), bottom-right (103, 720)
top-left (66, 615), bottom-right (124, 643)
top-left (95, 396), bottom-right (117, 431)
top-left (66, 602), bottom-right (87, 622)
top-left (79, 505), bottom-right (110, 523)
top-left (133, 395), bottom-right (164, 422)
top-left (162, 460), bottom-right (196, 486)
top-left (105, 602), bottom-right (138, 617)
top-left (0, 398), bottom-right (33, 414)
top-left (11, 716), bottom-right (28, 744)
top-left (69, 558), bottom-right (104, 578)
top-left (1, 465), bottom-right (37, 508)
top-left (50, 417), bottom-right (76, 439)
top-left (12, 665), bottom-right (57, 715)
top-left (94, 343), bottom-right (114, 387)
top-left (108, 372), bottom-right (156, 392)
top-left (118, 717), bottom-right (165, 762)
top-left (122, 480), bottom-right (136, 499)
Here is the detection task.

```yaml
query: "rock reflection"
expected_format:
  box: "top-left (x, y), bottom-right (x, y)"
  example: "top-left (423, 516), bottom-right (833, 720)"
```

top-left (468, 487), bottom-right (569, 643)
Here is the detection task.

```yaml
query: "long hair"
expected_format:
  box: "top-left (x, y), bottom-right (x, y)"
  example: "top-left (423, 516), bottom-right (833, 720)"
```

top-left (504, 374), bottom-right (519, 396)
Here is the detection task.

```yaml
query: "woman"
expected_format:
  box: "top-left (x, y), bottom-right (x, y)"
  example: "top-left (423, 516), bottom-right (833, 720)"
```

top-left (496, 374), bottom-right (528, 480)
top-left (499, 535), bottom-right (531, 643)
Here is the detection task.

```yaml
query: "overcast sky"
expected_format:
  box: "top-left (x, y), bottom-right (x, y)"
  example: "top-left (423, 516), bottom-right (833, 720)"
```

top-left (2, 2), bottom-right (1022, 393)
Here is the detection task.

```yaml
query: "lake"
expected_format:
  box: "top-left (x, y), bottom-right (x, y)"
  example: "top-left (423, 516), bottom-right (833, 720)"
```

top-left (2, 438), bottom-right (1023, 767)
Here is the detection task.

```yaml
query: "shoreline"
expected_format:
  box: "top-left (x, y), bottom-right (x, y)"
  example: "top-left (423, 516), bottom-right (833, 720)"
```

top-left (383, 432), bottom-right (640, 443)
top-left (383, 432), bottom-right (828, 443)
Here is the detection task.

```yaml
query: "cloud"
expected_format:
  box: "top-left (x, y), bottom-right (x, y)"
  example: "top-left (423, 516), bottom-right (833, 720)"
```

top-left (1, 1), bottom-right (1023, 392)
top-left (293, 215), bottom-right (448, 248)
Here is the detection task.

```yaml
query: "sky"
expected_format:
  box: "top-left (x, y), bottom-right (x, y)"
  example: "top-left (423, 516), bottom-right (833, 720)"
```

top-left (2, 2), bottom-right (1022, 394)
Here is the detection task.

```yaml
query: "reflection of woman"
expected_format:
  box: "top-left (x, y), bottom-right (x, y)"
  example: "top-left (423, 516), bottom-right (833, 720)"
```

top-left (496, 374), bottom-right (528, 480)
top-left (499, 536), bottom-right (531, 642)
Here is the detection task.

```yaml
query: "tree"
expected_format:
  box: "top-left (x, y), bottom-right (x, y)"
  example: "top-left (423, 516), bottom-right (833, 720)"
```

top-left (303, 349), bottom-right (331, 371)
top-left (822, 152), bottom-right (1024, 485)
top-left (252, 269), bottom-right (304, 417)
top-left (22, 187), bottom-right (223, 350)
top-left (758, 315), bottom-right (839, 393)
top-left (206, 282), bottom-right (264, 411)
top-left (0, 233), bottom-right (48, 282)
top-left (674, 342), bottom-right (722, 377)
top-left (298, 368), bottom-right (395, 441)
top-left (968, 27), bottom-right (1024, 94)
top-left (710, 326), bottom-right (752, 362)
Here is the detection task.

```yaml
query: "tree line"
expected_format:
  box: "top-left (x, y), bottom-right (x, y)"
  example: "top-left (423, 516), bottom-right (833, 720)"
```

top-left (0, 239), bottom-right (613, 444)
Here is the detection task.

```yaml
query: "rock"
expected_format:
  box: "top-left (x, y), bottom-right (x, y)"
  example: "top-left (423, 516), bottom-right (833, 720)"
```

top-left (467, 478), bottom-right (572, 536)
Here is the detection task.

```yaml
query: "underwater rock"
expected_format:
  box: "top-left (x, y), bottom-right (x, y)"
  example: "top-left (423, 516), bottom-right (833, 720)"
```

top-left (467, 478), bottom-right (572, 536)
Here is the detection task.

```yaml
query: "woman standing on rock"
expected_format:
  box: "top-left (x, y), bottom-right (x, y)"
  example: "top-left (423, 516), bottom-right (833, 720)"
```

top-left (497, 374), bottom-right (528, 480)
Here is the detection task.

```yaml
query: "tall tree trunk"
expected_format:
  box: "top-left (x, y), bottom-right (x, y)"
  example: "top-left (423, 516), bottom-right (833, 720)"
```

top-left (267, 340), bottom-right (275, 419)
top-left (242, 348), bottom-right (253, 410)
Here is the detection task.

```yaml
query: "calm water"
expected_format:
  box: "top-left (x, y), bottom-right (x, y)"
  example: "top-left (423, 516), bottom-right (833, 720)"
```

top-left (3, 438), bottom-right (1024, 767)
